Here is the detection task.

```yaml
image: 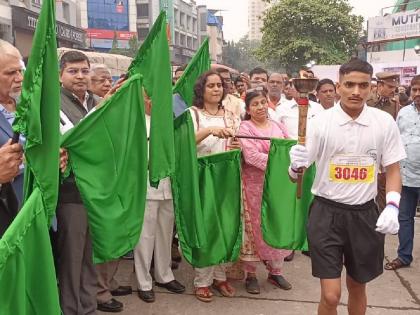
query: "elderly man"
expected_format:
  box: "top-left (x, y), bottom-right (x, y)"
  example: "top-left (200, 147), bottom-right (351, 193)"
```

top-left (88, 63), bottom-right (132, 312)
top-left (267, 73), bottom-right (286, 119)
top-left (0, 39), bottom-right (25, 206)
top-left (89, 64), bottom-right (113, 98)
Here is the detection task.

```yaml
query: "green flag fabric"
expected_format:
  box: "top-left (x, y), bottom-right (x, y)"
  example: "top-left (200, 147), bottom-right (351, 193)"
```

top-left (127, 11), bottom-right (174, 188)
top-left (1, 0), bottom-right (62, 313)
top-left (61, 74), bottom-right (148, 264)
top-left (261, 139), bottom-right (315, 251)
top-left (175, 147), bottom-right (243, 268)
top-left (0, 189), bottom-right (61, 315)
top-left (13, 0), bottom-right (60, 223)
top-left (171, 111), bottom-right (206, 249)
top-left (172, 38), bottom-right (211, 107)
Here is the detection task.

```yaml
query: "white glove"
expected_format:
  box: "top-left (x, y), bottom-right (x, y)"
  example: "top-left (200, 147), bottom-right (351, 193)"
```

top-left (289, 144), bottom-right (309, 169)
top-left (375, 204), bottom-right (399, 234)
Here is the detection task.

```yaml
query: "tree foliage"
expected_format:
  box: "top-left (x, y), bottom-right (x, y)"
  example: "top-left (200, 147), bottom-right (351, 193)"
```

top-left (109, 34), bottom-right (140, 58)
top-left (258, 0), bottom-right (363, 73)
top-left (222, 36), bottom-right (267, 72)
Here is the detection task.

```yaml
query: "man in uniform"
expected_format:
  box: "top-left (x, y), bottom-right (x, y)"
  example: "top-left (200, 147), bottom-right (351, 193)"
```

top-left (289, 59), bottom-right (406, 315)
top-left (367, 72), bottom-right (401, 211)
top-left (367, 72), bottom-right (400, 119)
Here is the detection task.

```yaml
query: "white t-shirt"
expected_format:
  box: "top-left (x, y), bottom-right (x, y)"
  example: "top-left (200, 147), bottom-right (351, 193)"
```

top-left (306, 104), bottom-right (406, 205)
top-left (276, 99), bottom-right (324, 139)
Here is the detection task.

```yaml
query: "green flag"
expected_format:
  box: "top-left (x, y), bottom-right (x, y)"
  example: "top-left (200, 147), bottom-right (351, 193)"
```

top-left (0, 189), bottom-right (61, 315)
top-left (172, 111), bottom-right (206, 249)
top-left (127, 11), bottom-right (174, 187)
top-left (1, 0), bottom-right (61, 313)
top-left (61, 74), bottom-right (148, 263)
top-left (261, 139), bottom-right (315, 251)
top-left (176, 147), bottom-right (243, 268)
top-left (13, 0), bottom-right (60, 222)
top-left (173, 38), bottom-right (211, 107)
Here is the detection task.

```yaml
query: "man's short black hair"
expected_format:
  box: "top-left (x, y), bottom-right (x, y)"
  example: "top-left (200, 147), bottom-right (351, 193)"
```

top-left (249, 67), bottom-right (268, 79)
top-left (316, 78), bottom-right (336, 92)
top-left (175, 64), bottom-right (187, 74)
top-left (339, 58), bottom-right (373, 78)
top-left (234, 76), bottom-right (244, 85)
top-left (60, 50), bottom-right (90, 71)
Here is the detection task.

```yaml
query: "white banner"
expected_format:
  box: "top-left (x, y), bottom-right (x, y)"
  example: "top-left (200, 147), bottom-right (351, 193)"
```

top-left (367, 10), bottom-right (420, 43)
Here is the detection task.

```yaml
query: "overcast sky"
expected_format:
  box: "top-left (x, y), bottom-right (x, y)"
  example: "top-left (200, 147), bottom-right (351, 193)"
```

top-left (195, 0), bottom-right (397, 41)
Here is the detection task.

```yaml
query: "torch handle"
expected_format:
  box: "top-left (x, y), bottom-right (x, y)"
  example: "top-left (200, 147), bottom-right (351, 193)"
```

top-left (296, 99), bottom-right (309, 199)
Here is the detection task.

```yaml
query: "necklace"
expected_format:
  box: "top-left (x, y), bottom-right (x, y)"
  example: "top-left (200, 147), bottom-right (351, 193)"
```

top-left (204, 107), bottom-right (220, 115)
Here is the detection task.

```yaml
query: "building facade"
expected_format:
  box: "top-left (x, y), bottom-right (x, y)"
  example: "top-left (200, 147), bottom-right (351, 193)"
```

top-left (197, 5), bottom-right (224, 63)
top-left (0, 0), bottom-right (85, 57)
top-left (248, 0), bottom-right (267, 41)
top-left (78, 0), bottom-right (137, 52)
top-left (136, 0), bottom-right (199, 65)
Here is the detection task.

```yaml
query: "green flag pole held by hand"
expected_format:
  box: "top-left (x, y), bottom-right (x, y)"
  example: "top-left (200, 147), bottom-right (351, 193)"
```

top-left (1, 0), bottom-right (62, 313)
top-left (172, 111), bottom-right (242, 267)
top-left (127, 11), bottom-right (175, 188)
top-left (61, 74), bottom-right (148, 264)
top-left (261, 139), bottom-right (315, 251)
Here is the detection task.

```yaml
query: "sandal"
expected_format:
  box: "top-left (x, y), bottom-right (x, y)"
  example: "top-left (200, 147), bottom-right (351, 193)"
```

top-left (212, 280), bottom-right (235, 297)
top-left (384, 258), bottom-right (409, 270)
top-left (194, 287), bottom-right (213, 302)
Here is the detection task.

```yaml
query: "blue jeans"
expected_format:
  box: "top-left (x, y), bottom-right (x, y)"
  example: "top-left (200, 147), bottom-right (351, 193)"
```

top-left (397, 186), bottom-right (420, 265)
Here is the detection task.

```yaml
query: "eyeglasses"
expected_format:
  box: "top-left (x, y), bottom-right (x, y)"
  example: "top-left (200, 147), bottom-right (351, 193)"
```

top-left (65, 68), bottom-right (90, 76)
top-left (91, 78), bottom-right (113, 84)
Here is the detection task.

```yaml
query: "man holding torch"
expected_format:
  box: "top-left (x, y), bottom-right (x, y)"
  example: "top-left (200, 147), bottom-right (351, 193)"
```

top-left (288, 59), bottom-right (406, 315)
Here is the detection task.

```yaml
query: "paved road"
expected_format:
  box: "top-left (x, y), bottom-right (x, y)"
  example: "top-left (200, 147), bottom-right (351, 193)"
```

top-left (99, 219), bottom-right (420, 315)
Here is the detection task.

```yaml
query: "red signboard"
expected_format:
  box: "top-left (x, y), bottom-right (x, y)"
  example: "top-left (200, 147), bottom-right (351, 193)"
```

top-left (86, 29), bottom-right (137, 40)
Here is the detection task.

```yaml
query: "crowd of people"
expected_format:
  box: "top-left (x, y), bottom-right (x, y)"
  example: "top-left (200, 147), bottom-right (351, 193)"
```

top-left (0, 37), bottom-right (419, 315)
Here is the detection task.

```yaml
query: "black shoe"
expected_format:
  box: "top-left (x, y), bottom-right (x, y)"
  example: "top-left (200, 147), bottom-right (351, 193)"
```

top-left (138, 290), bottom-right (155, 303)
top-left (268, 274), bottom-right (292, 290)
top-left (284, 250), bottom-right (295, 262)
top-left (155, 280), bottom-right (185, 293)
top-left (111, 285), bottom-right (132, 296)
top-left (97, 298), bottom-right (123, 312)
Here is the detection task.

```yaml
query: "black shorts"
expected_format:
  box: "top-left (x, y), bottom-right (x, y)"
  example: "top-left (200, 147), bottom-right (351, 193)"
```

top-left (307, 196), bottom-right (385, 284)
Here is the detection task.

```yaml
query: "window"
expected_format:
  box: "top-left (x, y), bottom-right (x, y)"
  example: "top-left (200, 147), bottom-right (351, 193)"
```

top-left (180, 34), bottom-right (186, 46)
top-left (200, 13), bottom-right (207, 31)
top-left (137, 27), bottom-right (149, 40)
top-left (62, 2), bottom-right (70, 23)
top-left (137, 3), bottom-right (149, 18)
top-left (174, 9), bottom-right (179, 26)
top-left (192, 18), bottom-right (197, 32)
top-left (174, 31), bottom-right (179, 46)
top-left (88, 0), bottom-right (129, 31)
top-left (187, 36), bottom-right (192, 48)
top-left (180, 12), bottom-right (185, 28)
top-left (32, 0), bottom-right (42, 7)
top-left (187, 15), bottom-right (191, 31)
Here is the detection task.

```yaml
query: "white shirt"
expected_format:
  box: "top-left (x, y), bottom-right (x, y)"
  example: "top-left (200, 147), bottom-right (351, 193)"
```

top-left (275, 99), bottom-right (324, 139)
top-left (145, 114), bottom-right (172, 200)
top-left (306, 104), bottom-right (406, 205)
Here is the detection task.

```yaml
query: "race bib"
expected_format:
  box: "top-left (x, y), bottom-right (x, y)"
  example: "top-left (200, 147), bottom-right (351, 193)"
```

top-left (329, 155), bottom-right (375, 184)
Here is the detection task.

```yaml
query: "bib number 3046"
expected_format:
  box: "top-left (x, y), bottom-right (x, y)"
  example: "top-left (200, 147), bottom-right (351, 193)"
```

top-left (329, 155), bottom-right (375, 184)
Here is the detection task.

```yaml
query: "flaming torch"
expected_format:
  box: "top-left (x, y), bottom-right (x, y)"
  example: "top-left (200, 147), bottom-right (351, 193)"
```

top-left (292, 77), bottom-right (318, 198)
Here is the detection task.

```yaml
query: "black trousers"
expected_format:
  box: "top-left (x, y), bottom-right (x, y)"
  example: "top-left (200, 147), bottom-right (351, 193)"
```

top-left (0, 184), bottom-right (18, 237)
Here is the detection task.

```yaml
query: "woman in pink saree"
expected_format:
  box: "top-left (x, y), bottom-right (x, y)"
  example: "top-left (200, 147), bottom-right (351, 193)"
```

top-left (238, 87), bottom-right (292, 294)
